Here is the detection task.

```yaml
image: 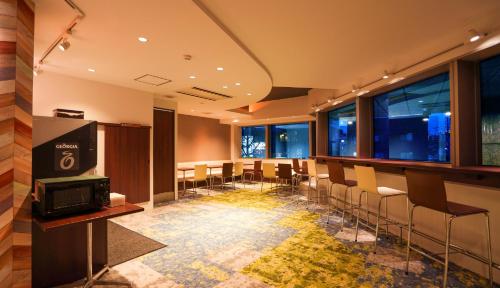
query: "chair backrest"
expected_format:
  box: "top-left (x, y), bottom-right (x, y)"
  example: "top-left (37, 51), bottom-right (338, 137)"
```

top-left (234, 162), bottom-right (244, 176)
top-left (253, 160), bottom-right (262, 171)
top-left (405, 169), bottom-right (448, 213)
top-left (292, 159), bottom-right (301, 173)
top-left (278, 163), bottom-right (292, 180)
top-left (327, 161), bottom-right (346, 185)
top-left (194, 164), bottom-right (207, 181)
top-left (301, 160), bottom-right (308, 174)
top-left (354, 165), bottom-right (378, 194)
top-left (222, 162), bottom-right (233, 177)
top-left (262, 163), bottom-right (276, 178)
top-left (306, 159), bottom-right (317, 177)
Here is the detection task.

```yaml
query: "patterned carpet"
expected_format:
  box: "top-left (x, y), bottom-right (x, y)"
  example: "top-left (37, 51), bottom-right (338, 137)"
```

top-left (104, 184), bottom-right (495, 288)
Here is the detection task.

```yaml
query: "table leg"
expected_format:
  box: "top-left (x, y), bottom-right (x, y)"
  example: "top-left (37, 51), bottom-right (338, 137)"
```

top-left (183, 170), bottom-right (187, 195)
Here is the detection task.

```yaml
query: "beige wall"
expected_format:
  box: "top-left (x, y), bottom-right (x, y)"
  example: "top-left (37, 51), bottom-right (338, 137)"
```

top-left (178, 114), bottom-right (231, 162)
top-left (33, 71), bottom-right (156, 207)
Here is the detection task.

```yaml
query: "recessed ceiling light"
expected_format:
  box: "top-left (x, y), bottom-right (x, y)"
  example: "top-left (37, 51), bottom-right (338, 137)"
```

top-left (88, 68), bottom-right (95, 72)
top-left (138, 36), bottom-right (148, 43)
top-left (232, 119), bottom-right (239, 123)
top-left (58, 39), bottom-right (70, 51)
top-left (191, 109), bottom-right (196, 112)
top-left (247, 93), bottom-right (252, 96)
top-left (422, 117), bottom-right (429, 122)
top-left (216, 67), bottom-right (224, 71)
top-left (235, 82), bottom-right (241, 86)
top-left (418, 100), bottom-right (424, 103)
top-left (222, 85), bottom-right (228, 89)
top-left (189, 75), bottom-right (196, 79)
top-left (468, 29), bottom-right (481, 42)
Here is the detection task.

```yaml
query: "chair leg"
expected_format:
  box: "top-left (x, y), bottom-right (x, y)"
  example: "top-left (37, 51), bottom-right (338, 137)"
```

top-left (355, 191), bottom-right (365, 242)
top-left (327, 183), bottom-right (333, 224)
top-left (485, 213), bottom-right (493, 288)
top-left (341, 186), bottom-right (348, 231)
top-left (365, 191), bottom-right (369, 226)
top-left (374, 196), bottom-right (383, 254)
top-left (261, 177), bottom-right (264, 192)
top-left (405, 205), bottom-right (415, 274)
top-left (443, 215), bottom-right (454, 288)
top-left (206, 180), bottom-right (209, 195)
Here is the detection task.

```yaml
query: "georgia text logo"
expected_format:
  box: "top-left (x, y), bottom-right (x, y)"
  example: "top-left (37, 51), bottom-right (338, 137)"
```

top-left (60, 151), bottom-right (75, 170)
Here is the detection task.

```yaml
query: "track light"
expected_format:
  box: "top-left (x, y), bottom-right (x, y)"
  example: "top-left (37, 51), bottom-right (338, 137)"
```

top-left (468, 29), bottom-right (482, 42)
top-left (351, 85), bottom-right (358, 93)
top-left (382, 70), bottom-right (391, 79)
top-left (33, 66), bottom-right (41, 76)
top-left (58, 38), bottom-right (70, 51)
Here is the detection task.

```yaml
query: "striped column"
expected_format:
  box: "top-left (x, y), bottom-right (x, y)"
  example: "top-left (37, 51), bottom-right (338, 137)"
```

top-left (0, 0), bottom-right (33, 286)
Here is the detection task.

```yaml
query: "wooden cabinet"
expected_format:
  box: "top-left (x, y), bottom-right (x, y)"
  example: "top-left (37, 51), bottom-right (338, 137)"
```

top-left (105, 125), bottom-right (150, 203)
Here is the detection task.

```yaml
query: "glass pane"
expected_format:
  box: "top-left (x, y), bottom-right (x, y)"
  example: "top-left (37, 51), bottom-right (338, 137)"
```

top-left (241, 126), bottom-right (266, 158)
top-left (270, 122), bottom-right (309, 159)
top-left (373, 73), bottom-right (451, 162)
top-left (480, 54), bottom-right (500, 166)
top-left (328, 103), bottom-right (357, 157)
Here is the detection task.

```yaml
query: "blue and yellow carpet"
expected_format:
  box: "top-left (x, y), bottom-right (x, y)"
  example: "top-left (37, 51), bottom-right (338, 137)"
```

top-left (107, 186), bottom-right (494, 288)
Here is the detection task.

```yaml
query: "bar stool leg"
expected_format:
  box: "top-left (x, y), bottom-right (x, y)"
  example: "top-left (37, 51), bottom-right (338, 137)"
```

top-left (485, 212), bottom-right (493, 288)
top-left (443, 215), bottom-right (454, 288)
top-left (365, 192), bottom-right (369, 226)
top-left (405, 205), bottom-right (415, 275)
top-left (355, 191), bottom-right (365, 242)
top-left (327, 183), bottom-right (332, 224)
top-left (384, 197), bottom-right (389, 237)
top-left (374, 196), bottom-right (384, 253)
top-left (340, 186), bottom-right (348, 231)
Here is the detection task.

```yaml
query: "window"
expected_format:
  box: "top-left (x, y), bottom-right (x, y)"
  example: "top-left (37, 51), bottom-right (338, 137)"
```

top-left (270, 122), bottom-right (309, 159)
top-left (373, 73), bottom-right (451, 162)
top-left (328, 103), bottom-right (357, 157)
top-left (241, 126), bottom-right (266, 158)
top-left (480, 54), bottom-right (500, 166)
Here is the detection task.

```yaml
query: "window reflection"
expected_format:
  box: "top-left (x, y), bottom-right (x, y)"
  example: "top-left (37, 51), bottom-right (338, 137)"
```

top-left (480, 54), bottom-right (500, 166)
top-left (241, 126), bottom-right (266, 158)
top-left (328, 103), bottom-right (357, 157)
top-left (270, 122), bottom-right (309, 159)
top-left (373, 73), bottom-right (451, 162)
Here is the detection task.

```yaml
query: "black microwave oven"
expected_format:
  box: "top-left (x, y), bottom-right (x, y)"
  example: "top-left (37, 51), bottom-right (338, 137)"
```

top-left (34, 175), bottom-right (111, 217)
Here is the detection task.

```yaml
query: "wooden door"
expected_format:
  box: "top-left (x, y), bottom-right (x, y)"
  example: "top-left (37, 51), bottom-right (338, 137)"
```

top-left (105, 125), bottom-right (150, 203)
top-left (153, 108), bottom-right (175, 196)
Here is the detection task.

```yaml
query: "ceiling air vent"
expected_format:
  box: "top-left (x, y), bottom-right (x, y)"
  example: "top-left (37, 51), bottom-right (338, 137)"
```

top-left (134, 74), bottom-right (172, 86)
top-left (176, 87), bottom-right (233, 101)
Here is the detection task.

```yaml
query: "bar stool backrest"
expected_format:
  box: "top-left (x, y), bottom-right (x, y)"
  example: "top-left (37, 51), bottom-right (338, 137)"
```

top-left (292, 159), bottom-right (301, 174)
top-left (354, 165), bottom-right (378, 194)
top-left (306, 159), bottom-right (317, 177)
top-left (278, 163), bottom-right (292, 180)
top-left (253, 160), bottom-right (262, 171)
top-left (405, 169), bottom-right (448, 213)
top-left (327, 161), bottom-right (346, 185)
top-left (222, 162), bottom-right (233, 178)
top-left (194, 164), bottom-right (207, 181)
top-left (234, 162), bottom-right (244, 176)
top-left (263, 163), bottom-right (276, 178)
top-left (301, 160), bottom-right (308, 174)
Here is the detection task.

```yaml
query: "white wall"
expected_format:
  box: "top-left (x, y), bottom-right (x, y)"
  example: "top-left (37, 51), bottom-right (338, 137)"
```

top-left (34, 71), bottom-right (156, 208)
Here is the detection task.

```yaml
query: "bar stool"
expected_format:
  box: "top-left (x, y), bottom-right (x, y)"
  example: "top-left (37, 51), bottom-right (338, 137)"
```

top-left (326, 161), bottom-right (357, 229)
top-left (405, 169), bottom-right (493, 288)
top-left (261, 163), bottom-right (278, 192)
top-left (306, 159), bottom-right (329, 207)
top-left (213, 162), bottom-right (234, 191)
top-left (353, 165), bottom-right (407, 253)
top-left (243, 160), bottom-right (262, 184)
top-left (185, 164), bottom-right (209, 196)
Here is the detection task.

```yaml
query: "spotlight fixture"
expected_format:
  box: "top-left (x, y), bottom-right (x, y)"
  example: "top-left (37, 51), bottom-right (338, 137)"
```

top-left (138, 36), bottom-right (148, 43)
top-left (468, 29), bottom-right (481, 42)
top-left (327, 99), bottom-right (332, 103)
top-left (58, 38), bottom-right (70, 51)
top-left (33, 66), bottom-right (41, 76)
top-left (351, 85), bottom-right (358, 93)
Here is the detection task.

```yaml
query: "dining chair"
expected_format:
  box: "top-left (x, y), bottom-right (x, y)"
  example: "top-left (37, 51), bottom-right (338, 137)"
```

top-left (243, 160), bottom-right (262, 184)
top-left (326, 161), bottom-right (357, 229)
top-left (292, 158), bottom-right (307, 183)
top-left (405, 169), bottom-right (493, 288)
top-left (234, 162), bottom-right (244, 188)
top-left (185, 164), bottom-right (209, 196)
top-left (277, 163), bottom-right (295, 195)
top-left (213, 162), bottom-right (234, 191)
top-left (261, 163), bottom-right (278, 192)
top-left (353, 165), bottom-right (407, 253)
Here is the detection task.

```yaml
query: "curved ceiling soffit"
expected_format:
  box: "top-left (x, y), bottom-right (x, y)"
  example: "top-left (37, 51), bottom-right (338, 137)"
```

top-left (192, 0), bottom-right (273, 103)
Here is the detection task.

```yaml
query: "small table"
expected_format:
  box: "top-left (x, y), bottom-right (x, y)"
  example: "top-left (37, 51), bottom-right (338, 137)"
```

top-left (33, 203), bottom-right (144, 288)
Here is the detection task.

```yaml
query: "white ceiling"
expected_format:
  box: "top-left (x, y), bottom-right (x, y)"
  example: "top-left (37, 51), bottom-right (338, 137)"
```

top-left (34, 0), bottom-right (500, 120)
top-left (33, 0), bottom-right (272, 119)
